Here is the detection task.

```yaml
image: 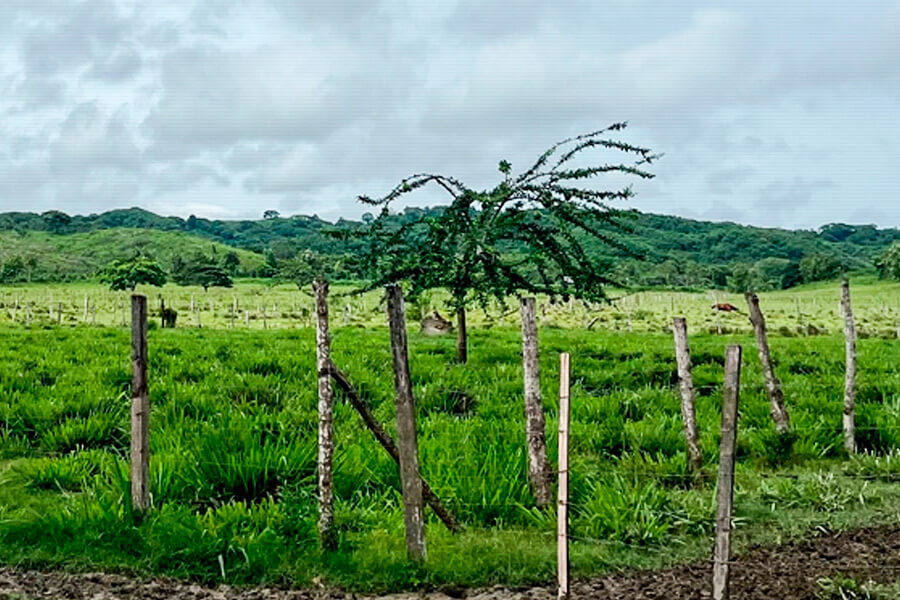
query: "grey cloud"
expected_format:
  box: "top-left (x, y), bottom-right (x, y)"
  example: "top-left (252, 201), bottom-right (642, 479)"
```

top-left (701, 200), bottom-right (746, 223)
top-left (87, 49), bottom-right (142, 81)
top-left (756, 177), bottom-right (835, 215)
top-left (49, 103), bottom-right (142, 174)
top-left (151, 162), bottom-right (230, 193)
top-left (143, 43), bottom-right (404, 155)
top-left (14, 76), bottom-right (67, 108)
top-left (19, 0), bottom-right (135, 77)
top-left (705, 166), bottom-right (758, 196)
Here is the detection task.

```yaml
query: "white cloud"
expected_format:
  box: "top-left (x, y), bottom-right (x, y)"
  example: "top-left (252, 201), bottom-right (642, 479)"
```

top-left (0, 0), bottom-right (899, 230)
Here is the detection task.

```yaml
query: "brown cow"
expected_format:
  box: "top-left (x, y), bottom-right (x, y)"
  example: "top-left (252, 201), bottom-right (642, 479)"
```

top-left (712, 303), bottom-right (741, 313)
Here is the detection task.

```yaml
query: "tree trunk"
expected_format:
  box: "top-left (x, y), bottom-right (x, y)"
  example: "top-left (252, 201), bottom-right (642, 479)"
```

top-left (456, 305), bottom-right (468, 364)
top-left (745, 293), bottom-right (791, 436)
top-left (840, 280), bottom-right (857, 454)
top-left (672, 317), bottom-right (702, 473)
top-left (520, 297), bottom-right (554, 507)
top-left (314, 279), bottom-right (336, 549)
top-left (385, 284), bottom-right (427, 563)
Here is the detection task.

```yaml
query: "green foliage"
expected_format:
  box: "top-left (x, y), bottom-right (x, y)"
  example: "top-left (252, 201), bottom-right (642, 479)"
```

top-left (1, 205), bottom-right (898, 289)
top-left (276, 250), bottom-right (348, 290)
top-left (41, 210), bottom-right (72, 234)
top-left (816, 575), bottom-right (891, 599)
top-left (172, 254), bottom-right (233, 290)
top-left (801, 253), bottom-right (844, 283)
top-left (100, 257), bottom-right (167, 291)
top-left (354, 124), bottom-right (658, 308)
top-left (876, 242), bottom-right (900, 280)
top-left (0, 229), bottom-right (263, 283)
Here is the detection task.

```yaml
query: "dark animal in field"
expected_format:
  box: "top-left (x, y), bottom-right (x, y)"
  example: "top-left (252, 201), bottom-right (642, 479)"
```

top-left (161, 307), bottom-right (178, 328)
top-left (421, 311), bottom-right (453, 335)
top-left (712, 303), bottom-right (741, 313)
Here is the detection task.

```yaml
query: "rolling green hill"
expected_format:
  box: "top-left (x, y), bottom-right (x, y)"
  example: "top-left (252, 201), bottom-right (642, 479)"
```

top-left (0, 229), bottom-right (266, 282)
top-left (1, 207), bottom-right (898, 289)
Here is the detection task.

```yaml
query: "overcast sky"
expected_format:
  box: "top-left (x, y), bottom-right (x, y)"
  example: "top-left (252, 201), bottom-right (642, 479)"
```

top-left (1, 1), bottom-right (899, 229)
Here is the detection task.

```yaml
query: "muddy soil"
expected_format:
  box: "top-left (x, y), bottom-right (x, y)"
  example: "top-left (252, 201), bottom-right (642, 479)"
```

top-left (2, 526), bottom-right (899, 600)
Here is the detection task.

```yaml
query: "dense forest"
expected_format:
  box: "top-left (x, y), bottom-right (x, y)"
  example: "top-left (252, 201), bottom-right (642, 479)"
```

top-left (1, 207), bottom-right (898, 290)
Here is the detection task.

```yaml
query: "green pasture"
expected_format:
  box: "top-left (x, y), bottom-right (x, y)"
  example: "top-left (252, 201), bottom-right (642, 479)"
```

top-left (1, 275), bottom-right (899, 337)
top-left (1, 295), bottom-right (900, 590)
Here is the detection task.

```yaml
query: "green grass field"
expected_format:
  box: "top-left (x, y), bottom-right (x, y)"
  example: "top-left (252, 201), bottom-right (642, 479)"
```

top-left (1, 279), bottom-right (900, 591)
top-left (2, 275), bottom-right (900, 336)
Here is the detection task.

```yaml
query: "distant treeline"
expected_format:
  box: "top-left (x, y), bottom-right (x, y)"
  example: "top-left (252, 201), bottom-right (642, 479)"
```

top-left (1, 207), bottom-right (898, 291)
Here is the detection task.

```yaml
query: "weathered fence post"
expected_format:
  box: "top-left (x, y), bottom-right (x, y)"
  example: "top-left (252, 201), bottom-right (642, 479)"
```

top-left (840, 280), bottom-right (857, 454)
top-left (713, 344), bottom-right (742, 600)
top-left (557, 352), bottom-right (571, 600)
top-left (329, 362), bottom-right (462, 533)
top-left (521, 297), bottom-right (554, 507)
top-left (314, 279), bottom-right (336, 549)
top-left (130, 295), bottom-right (150, 513)
top-left (386, 284), bottom-right (427, 563)
top-left (84, 295), bottom-right (89, 322)
top-left (672, 317), bottom-right (703, 473)
top-left (745, 293), bottom-right (791, 436)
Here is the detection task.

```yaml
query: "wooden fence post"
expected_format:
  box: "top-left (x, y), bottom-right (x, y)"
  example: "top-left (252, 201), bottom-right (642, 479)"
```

top-left (745, 293), bottom-right (791, 436)
top-left (386, 284), bottom-right (427, 563)
top-left (713, 345), bottom-right (742, 600)
top-left (314, 279), bottom-right (336, 549)
top-left (840, 280), bottom-right (857, 454)
top-left (521, 297), bottom-right (554, 507)
top-left (672, 317), bottom-right (703, 473)
top-left (130, 295), bottom-right (150, 513)
top-left (557, 353), bottom-right (571, 600)
top-left (329, 362), bottom-right (462, 533)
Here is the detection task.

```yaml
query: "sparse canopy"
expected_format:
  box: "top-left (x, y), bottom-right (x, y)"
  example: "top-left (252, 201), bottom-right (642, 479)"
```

top-left (172, 254), bottom-right (233, 291)
top-left (353, 123), bottom-right (656, 362)
top-left (877, 242), bottom-right (900, 280)
top-left (277, 250), bottom-right (342, 290)
top-left (101, 257), bottom-right (167, 291)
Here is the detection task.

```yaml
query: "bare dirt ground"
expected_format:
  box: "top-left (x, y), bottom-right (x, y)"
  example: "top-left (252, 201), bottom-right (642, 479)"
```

top-left (2, 526), bottom-right (899, 600)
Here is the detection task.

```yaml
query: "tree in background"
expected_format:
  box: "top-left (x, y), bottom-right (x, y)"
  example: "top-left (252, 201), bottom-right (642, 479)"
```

top-left (877, 242), bottom-right (900, 280)
top-left (355, 123), bottom-right (656, 363)
top-left (800, 253), bottom-right (843, 283)
top-left (223, 251), bottom-right (241, 276)
top-left (101, 257), bottom-right (167, 291)
top-left (263, 210), bottom-right (281, 220)
top-left (172, 253), bottom-right (233, 291)
top-left (41, 210), bottom-right (72, 234)
top-left (754, 258), bottom-right (802, 290)
top-left (277, 250), bottom-right (340, 290)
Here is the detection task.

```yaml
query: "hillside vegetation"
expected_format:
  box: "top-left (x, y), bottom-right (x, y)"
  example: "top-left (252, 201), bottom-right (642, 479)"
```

top-left (1, 207), bottom-right (899, 289)
top-left (0, 229), bottom-right (265, 283)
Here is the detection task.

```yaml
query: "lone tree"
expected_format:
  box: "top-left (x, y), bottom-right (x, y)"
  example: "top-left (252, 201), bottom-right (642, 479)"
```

top-left (877, 242), bottom-right (900, 280)
top-left (278, 250), bottom-right (339, 290)
top-left (355, 123), bottom-right (657, 363)
top-left (101, 257), bottom-right (167, 291)
top-left (172, 254), bottom-right (233, 291)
